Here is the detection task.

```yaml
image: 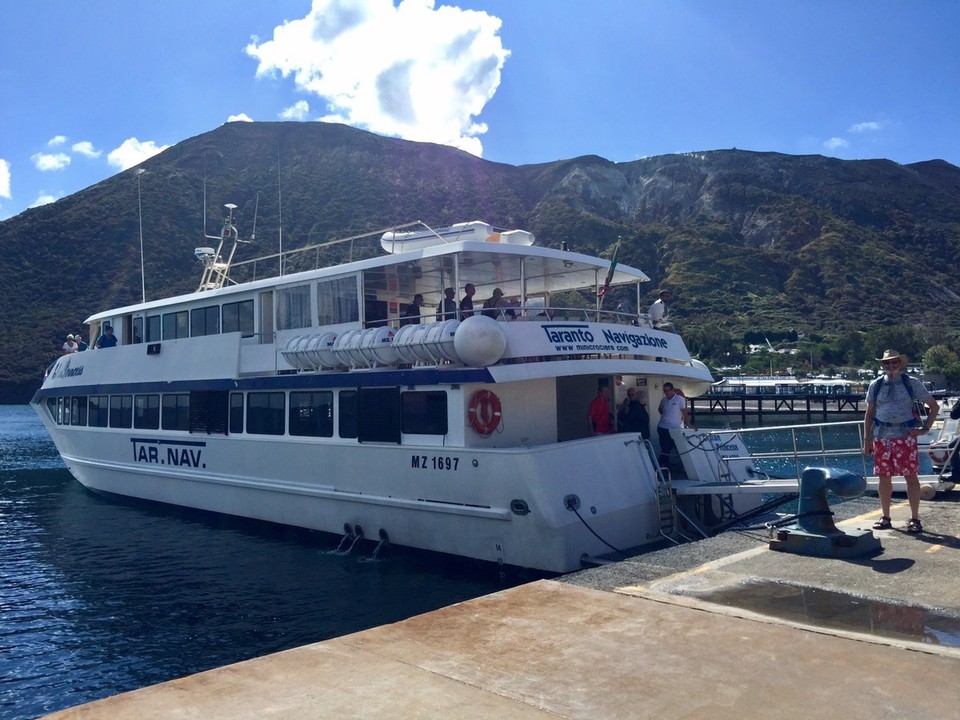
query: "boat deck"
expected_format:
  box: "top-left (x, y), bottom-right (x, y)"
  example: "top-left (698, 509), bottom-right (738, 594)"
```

top-left (46, 495), bottom-right (960, 719)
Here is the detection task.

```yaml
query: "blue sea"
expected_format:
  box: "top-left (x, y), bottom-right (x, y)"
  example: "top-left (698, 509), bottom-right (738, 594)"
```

top-left (0, 405), bottom-right (531, 720)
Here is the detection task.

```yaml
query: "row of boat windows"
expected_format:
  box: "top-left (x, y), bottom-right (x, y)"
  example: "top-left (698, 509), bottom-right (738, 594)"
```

top-left (48, 387), bottom-right (448, 439)
top-left (134, 299), bottom-right (255, 342)
top-left (132, 277), bottom-right (361, 342)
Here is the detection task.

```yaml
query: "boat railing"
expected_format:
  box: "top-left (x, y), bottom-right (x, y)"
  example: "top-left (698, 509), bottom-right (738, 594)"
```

top-left (692, 419), bottom-right (956, 486)
top-left (398, 306), bottom-right (661, 329)
top-left (694, 420), bottom-right (871, 484)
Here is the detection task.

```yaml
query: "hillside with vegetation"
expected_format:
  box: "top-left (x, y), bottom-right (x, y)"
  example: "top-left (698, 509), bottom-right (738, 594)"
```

top-left (1, 121), bottom-right (959, 401)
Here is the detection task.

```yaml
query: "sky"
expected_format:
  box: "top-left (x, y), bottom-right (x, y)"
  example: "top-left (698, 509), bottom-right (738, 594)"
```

top-left (1, 0), bottom-right (958, 221)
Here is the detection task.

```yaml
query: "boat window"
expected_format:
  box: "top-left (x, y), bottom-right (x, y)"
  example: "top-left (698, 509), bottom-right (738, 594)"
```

top-left (189, 391), bottom-right (229, 435)
top-left (338, 390), bottom-right (358, 439)
top-left (88, 396), bottom-right (108, 427)
top-left (246, 392), bottom-right (285, 435)
top-left (145, 315), bottom-right (161, 342)
top-left (109, 395), bottom-right (133, 429)
top-left (401, 391), bottom-right (448, 435)
top-left (162, 394), bottom-right (191, 431)
top-left (132, 317), bottom-right (144, 344)
top-left (134, 394), bottom-right (161, 430)
top-left (223, 299), bottom-right (255, 337)
top-left (259, 292), bottom-right (274, 344)
top-left (276, 285), bottom-right (312, 331)
top-left (191, 306), bottom-right (220, 337)
top-left (162, 310), bottom-right (189, 340)
top-left (71, 396), bottom-right (88, 426)
top-left (317, 276), bottom-right (359, 326)
top-left (357, 387), bottom-right (400, 444)
top-left (229, 393), bottom-right (244, 434)
top-left (46, 397), bottom-right (58, 423)
top-left (289, 391), bottom-right (334, 437)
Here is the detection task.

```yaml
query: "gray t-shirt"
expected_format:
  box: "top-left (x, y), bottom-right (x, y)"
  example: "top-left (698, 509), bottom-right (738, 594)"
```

top-left (867, 374), bottom-right (931, 438)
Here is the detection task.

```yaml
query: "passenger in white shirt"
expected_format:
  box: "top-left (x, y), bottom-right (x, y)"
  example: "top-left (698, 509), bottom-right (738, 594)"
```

top-left (648, 289), bottom-right (671, 328)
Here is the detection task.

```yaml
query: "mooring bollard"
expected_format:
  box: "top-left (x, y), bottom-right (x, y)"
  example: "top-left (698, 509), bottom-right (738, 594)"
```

top-left (769, 467), bottom-right (881, 558)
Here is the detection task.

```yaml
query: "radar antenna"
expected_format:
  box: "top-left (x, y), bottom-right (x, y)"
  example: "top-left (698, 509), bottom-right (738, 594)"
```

top-left (194, 203), bottom-right (252, 291)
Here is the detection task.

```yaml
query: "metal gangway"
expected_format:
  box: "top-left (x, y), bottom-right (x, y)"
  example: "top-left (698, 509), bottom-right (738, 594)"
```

top-left (667, 420), bottom-right (956, 534)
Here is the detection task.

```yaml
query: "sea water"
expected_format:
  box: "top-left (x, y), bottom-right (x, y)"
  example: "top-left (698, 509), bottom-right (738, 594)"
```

top-left (0, 406), bottom-right (530, 720)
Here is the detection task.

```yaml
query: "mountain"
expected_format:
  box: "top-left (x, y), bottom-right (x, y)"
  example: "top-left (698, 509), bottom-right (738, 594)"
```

top-left (1, 121), bottom-right (959, 402)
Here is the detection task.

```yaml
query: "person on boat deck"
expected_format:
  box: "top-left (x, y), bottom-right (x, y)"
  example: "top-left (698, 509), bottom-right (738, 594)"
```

top-left (619, 388), bottom-right (650, 438)
top-left (400, 294), bottom-right (424, 326)
top-left (61, 334), bottom-right (79, 354)
top-left (95, 324), bottom-right (118, 349)
top-left (648, 289), bottom-right (672, 328)
top-left (75, 334), bottom-right (88, 352)
top-left (864, 349), bottom-right (939, 535)
top-left (459, 283), bottom-right (476, 320)
top-left (657, 382), bottom-right (694, 468)
top-left (481, 288), bottom-right (506, 319)
top-left (436, 288), bottom-right (457, 321)
top-left (588, 383), bottom-right (613, 435)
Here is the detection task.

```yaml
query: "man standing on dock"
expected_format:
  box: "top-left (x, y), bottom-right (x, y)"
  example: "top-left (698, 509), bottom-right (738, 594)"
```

top-left (863, 350), bottom-right (939, 534)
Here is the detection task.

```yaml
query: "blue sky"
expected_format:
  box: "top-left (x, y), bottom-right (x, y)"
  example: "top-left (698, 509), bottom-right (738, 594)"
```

top-left (1, 0), bottom-right (958, 221)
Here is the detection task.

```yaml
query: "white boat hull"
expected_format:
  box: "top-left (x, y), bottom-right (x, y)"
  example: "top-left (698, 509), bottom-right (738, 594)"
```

top-left (46, 423), bottom-right (661, 573)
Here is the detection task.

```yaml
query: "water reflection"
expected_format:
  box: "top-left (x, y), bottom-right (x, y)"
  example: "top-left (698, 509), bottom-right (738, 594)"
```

top-left (690, 579), bottom-right (960, 646)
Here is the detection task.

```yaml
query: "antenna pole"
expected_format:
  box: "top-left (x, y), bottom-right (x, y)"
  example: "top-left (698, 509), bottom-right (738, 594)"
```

top-left (137, 169), bottom-right (146, 302)
top-left (277, 140), bottom-right (283, 276)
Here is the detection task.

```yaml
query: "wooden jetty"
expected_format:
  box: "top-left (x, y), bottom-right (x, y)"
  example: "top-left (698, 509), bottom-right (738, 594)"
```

top-left (689, 392), bottom-right (866, 425)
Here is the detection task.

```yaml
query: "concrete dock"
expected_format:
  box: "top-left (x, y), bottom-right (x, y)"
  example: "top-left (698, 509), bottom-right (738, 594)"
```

top-left (47, 495), bottom-right (960, 719)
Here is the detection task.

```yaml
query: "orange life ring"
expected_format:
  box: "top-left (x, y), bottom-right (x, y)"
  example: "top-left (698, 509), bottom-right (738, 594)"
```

top-left (468, 389), bottom-right (502, 436)
top-left (929, 447), bottom-right (948, 465)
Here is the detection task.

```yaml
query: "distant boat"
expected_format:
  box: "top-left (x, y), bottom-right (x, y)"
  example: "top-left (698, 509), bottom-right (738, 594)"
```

top-left (709, 375), bottom-right (859, 395)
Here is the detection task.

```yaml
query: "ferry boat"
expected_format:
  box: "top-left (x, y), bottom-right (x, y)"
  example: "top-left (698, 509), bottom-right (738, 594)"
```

top-left (32, 211), bottom-right (715, 573)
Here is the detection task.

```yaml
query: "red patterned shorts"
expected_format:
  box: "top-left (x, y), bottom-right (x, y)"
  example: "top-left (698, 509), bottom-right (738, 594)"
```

top-left (873, 435), bottom-right (919, 476)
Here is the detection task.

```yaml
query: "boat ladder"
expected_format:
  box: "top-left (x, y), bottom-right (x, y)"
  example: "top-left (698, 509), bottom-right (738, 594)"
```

top-left (629, 438), bottom-right (702, 544)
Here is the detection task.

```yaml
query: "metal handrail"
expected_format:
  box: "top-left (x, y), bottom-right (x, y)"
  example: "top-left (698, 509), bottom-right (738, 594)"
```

top-left (697, 419), bottom-right (954, 484)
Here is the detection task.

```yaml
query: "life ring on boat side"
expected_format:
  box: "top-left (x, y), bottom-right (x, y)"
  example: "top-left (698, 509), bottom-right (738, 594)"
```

top-left (468, 390), bottom-right (502, 436)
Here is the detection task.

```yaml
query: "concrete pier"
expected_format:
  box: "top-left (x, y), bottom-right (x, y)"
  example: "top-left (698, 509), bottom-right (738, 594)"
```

top-left (47, 496), bottom-right (960, 719)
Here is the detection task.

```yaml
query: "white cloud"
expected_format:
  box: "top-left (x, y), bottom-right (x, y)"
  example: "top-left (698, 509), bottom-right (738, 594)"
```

top-left (823, 137), bottom-right (849, 151)
top-left (31, 152), bottom-right (71, 171)
top-left (279, 100), bottom-right (310, 120)
top-left (849, 121), bottom-right (883, 133)
top-left (72, 141), bottom-right (102, 159)
top-left (30, 192), bottom-right (58, 208)
top-left (0, 159), bottom-right (10, 199)
top-left (48, 135), bottom-right (68, 147)
top-left (107, 138), bottom-right (171, 170)
top-left (246, 0), bottom-right (509, 157)
top-left (227, 113), bottom-right (254, 123)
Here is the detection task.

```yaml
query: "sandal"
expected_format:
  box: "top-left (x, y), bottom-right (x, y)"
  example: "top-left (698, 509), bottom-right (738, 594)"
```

top-left (872, 516), bottom-right (892, 530)
top-left (906, 518), bottom-right (923, 534)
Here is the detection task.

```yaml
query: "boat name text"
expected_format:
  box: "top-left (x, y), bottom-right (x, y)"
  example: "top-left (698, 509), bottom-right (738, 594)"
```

top-left (541, 324), bottom-right (668, 353)
top-left (131, 438), bottom-right (207, 469)
top-left (52, 359), bottom-right (84, 379)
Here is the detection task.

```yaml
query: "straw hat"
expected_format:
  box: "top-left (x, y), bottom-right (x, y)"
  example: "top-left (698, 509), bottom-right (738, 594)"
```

top-left (876, 349), bottom-right (906, 365)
